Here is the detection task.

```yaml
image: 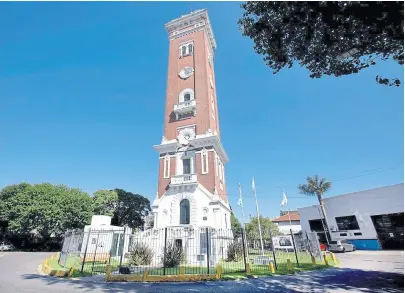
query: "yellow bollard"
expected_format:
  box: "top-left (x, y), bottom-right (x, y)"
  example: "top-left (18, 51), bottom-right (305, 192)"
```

top-left (311, 255), bottom-right (316, 265)
top-left (56, 252), bottom-right (60, 260)
top-left (50, 253), bottom-right (54, 260)
top-left (331, 252), bottom-right (337, 263)
top-left (287, 259), bottom-right (293, 271)
top-left (142, 270), bottom-right (149, 282)
top-left (246, 262), bottom-right (251, 274)
top-left (269, 262), bottom-right (275, 274)
top-left (216, 264), bottom-right (222, 279)
top-left (105, 265), bottom-right (112, 282)
top-left (45, 258), bottom-right (49, 265)
top-left (323, 254), bottom-right (329, 266)
top-left (179, 266), bottom-right (185, 275)
top-left (68, 265), bottom-right (75, 277)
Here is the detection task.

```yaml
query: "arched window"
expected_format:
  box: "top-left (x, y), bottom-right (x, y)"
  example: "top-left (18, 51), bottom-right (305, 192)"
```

top-left (180, 199), bottom-right (190, 224)
top-left (184, 93), bottom-right (191, 102)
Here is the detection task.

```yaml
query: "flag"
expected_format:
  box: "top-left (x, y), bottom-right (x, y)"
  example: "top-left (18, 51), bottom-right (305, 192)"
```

top-left (237, 183), bottom-right (243, 208)
top-left (251, 177), bottom-right (256, 191)
top-left (280, 190), bottom-right (288, 206)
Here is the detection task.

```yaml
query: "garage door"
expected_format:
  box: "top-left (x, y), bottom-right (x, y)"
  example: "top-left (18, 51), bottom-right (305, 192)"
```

top-left (371, 212), bottom-right (404, 250)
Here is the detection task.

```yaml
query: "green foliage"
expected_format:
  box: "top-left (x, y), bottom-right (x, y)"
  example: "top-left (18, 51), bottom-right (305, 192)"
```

top-left (298, 174), bottom-right (332, 201)
top-left (239, 2), bottom-right (403, 86)
top-left (128, 242), bottom-right (154, 266)
top-left (231, 212), bottom-right (242, 239)
top-left (92, 190), bottom-right (118, 217)
top-left (2, 183), bottom-right (93, 242)
top-left (111, 189), bottom-right (151, 229)
top-left (246, 216), bottom-right (282, 241)
top-left (163, 242), bottom-right (185, 268)
top-left (226, 241), bottom-right (243, 262)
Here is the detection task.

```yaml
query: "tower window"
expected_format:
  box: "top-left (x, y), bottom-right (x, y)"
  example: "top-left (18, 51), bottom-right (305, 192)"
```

top-left (183, 158), bottom-right (191, 174)
top-left (178, 88), bottom-right (194, 103)
top-left (163, 156), bottom-right (170, 178)
top-left (179, 42), bottom-right (194, 58)
top-left (180, 199), bottom-right (190, 224)
top-left (201, 151), bottom-right (208, 174)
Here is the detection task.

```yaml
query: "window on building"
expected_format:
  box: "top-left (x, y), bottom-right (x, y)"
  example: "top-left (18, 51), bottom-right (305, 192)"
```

top-left (201, 151), bottom-right (208, 174)
top-left (309, 219), bottom-right (327, 232)
top-left (354, 232), bottom-right (362, 236)
top-left (183, 158), bottom-right (191, 174)
top-left (336, 215), bottom-right (360, 230)
top-left (180, 199), bottom-right (190, 224)
top-left (179, 42), bottom-right (194, 58)
top-left (163, 156), bottom-right (170, 178)
top-left (175, 239), bottom-right (182, 248)
top-left (203, 216), bottom-right (207, 221)
top-left (184, 93), bottom-right (191, 102)
top-left (91, 238), bottom-right (97, 244)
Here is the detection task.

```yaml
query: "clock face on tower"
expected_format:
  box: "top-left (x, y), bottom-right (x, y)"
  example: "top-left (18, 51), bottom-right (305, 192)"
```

top-left (179, 66), bottom-right (194, 79)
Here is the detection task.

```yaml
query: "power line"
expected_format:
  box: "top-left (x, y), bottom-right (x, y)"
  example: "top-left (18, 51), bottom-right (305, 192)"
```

top-left (230, 164), bottom-right (403, 199)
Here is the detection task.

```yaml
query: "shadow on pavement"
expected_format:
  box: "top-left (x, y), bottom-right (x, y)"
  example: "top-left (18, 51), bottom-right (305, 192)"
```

top-left (22, 268), bottom-right (404, 293)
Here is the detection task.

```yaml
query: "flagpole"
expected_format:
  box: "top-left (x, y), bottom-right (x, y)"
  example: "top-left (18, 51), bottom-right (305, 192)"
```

top-left (252, 177), bottom-right (265, 256)
top-left (238, 183), bottom-right (249, 259)
top-left (283, 190), bottom-right (292, 226)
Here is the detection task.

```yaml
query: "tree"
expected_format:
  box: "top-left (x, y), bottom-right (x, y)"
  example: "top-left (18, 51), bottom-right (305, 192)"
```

top-left (111, 189), bottom-right (151, 230)
top-left (245, 216), bottom-right (282, 241)
top-left (298, 174), bottom-right (332, 241)
top-left (2, 183), bottom-right (93, 247)
top-left (239, 2), bottom-right (404, 86)
top-left (231, 212), bottom-right (242, 239)
top-left (92, 190), bottom-right (118, 217)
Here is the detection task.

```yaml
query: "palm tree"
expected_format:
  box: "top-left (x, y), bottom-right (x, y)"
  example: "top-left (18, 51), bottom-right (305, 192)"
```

top-left (298, 175), bottom-right (332, 242)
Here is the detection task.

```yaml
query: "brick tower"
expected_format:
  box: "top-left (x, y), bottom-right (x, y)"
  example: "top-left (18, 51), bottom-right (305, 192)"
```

top-left (152, 10), bottom-right (230, 230)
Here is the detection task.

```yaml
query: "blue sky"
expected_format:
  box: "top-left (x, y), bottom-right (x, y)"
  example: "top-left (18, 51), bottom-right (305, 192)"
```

top-left (1, 2), bottom-right (403, 222)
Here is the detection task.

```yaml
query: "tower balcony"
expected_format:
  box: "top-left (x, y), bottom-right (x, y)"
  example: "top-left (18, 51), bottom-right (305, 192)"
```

top-left (170, 174), bottom-right (198, 185)
top-left (173, 100), bottom-right (196, 118)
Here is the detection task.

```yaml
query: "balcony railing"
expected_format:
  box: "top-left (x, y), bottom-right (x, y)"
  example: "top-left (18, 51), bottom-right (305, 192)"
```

top-left (173, 100), bottom-right (196, 116)
top-left (170, 174), bottom-right (198, 185)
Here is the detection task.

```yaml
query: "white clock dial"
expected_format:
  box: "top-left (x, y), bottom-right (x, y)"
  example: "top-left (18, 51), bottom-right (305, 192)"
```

top-left (179, 66), bottom-right (194, 79)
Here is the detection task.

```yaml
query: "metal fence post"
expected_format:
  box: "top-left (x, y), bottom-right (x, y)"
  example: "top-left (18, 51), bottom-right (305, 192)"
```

top-left (63, 231), bottom-right (74, 267)
top-left (91, 231), bottom-right (101, 275)
top-left (268, 229), bottom-right (277, 270)
top-left (163, 227), bottom-right (168, 276)
top-left (119, 227), bottom-right (126, 269)
top-left (290, 229), bottom-right (299, 267)
top-left (305, 231), bottom-right (313, 258)
top-left (81, 229), bottom-right (91, 273)
top-left (206, 228), bottom-right (210, 274)
top-left (241, 228), bottom-right (247, 273)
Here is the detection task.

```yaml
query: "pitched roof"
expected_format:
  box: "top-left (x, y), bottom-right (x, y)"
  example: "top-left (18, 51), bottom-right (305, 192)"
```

top-left (272, 213), bottom-right (300, 222)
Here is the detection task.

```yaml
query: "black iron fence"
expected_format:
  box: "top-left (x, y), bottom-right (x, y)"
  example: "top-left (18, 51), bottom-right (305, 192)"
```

top-left (58, 227), bottom-right (322, 276)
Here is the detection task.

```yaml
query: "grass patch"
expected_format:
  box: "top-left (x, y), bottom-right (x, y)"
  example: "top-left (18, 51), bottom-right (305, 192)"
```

top-left (51, 251), bottom-right (337, 279)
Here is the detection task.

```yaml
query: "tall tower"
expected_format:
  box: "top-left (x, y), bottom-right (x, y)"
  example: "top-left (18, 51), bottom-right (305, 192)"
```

top-left (152, 10), bottom-right (231, 230)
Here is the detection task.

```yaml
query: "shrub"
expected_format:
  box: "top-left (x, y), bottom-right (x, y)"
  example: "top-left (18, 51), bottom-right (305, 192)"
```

top-left (226, 241), bottom-right (243, 262)
top-left (163, 242), bottom-right (185, 268)
top-left (128, 242), bottom-right (154, 266)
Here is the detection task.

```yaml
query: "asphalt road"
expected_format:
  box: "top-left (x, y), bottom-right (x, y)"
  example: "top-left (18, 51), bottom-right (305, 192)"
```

top-left (0, 250), bottom-right (403, 292)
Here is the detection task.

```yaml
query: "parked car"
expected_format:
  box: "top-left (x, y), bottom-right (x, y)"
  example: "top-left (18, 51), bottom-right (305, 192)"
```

top-left (328, 239), bottom-right (356, 252)
top-left (0, 242), bottom-right (15, 251)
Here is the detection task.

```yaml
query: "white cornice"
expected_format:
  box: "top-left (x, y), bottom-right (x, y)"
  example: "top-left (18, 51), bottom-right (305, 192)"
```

top-left (153, 134), bottom-right (229, 163)
top-left (165, 9), bottom-right (217, 51)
